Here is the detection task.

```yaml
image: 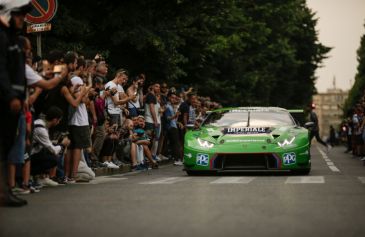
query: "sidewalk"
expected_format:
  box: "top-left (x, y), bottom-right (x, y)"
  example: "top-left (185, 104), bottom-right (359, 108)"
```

top-left (92, 159), bottom-right (174, 177)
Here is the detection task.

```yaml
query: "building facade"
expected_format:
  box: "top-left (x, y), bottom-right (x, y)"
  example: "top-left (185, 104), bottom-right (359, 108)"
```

top-left (312, 88), bottom-right (348, 139)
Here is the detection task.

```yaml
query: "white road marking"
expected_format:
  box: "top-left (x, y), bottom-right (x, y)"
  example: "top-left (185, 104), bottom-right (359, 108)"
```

top-left (140, 177), bottom-right (191, 184)
top-left (210, 177), bottom-right (255, 184)
top-left (328, 166), bottom-right (340, 172)
top-left (358, 177), bottom-right (365, 184)
top-left (285, 176), bottom-right (325, 184)
top-left (316, 146), bottom-right (340, 173)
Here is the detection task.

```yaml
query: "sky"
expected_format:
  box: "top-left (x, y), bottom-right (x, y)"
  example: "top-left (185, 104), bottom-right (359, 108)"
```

top-left (306, 0), bottom-right (365, 93)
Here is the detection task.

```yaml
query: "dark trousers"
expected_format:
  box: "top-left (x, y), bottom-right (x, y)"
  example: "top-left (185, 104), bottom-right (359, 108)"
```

top-left (30, 151), bottom-right (58, 176)
top-left (310, 130), bottom-right (327, 147)
top-left (0, 108), bottom-right (20, 197)
top-left (167, 127), bottom-right (181, 161)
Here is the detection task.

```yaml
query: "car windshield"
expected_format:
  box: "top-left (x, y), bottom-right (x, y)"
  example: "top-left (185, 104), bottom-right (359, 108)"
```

top-left (203, 109), bottom-right (295, 127)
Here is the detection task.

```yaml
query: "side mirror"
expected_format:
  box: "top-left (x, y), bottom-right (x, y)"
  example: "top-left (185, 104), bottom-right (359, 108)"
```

top-left (304, 122), bottom-right (314, 129)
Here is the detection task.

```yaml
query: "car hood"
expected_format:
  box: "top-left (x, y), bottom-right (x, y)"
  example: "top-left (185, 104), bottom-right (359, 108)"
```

top-left (197, 125), bottom-right (299, 144)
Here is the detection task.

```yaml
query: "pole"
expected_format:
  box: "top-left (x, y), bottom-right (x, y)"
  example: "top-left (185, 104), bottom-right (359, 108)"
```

top-left (36, 33), bottom-right (42, 57)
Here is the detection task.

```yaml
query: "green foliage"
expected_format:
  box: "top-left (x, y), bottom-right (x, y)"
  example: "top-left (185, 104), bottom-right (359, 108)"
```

top-left (344, 23), bottom-right (365, 115)
top-left (34, 0), bottom-right (329, 108)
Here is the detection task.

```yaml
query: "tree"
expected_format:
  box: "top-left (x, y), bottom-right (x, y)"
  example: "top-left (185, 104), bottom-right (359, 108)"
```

top-left (344, 22), bottom-right (365, 115)
top-left (34, 0), bottom-right (329, 108)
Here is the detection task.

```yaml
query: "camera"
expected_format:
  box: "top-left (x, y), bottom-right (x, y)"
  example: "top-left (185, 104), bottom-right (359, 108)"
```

top-left (57, 132), bottom-right (69, 144)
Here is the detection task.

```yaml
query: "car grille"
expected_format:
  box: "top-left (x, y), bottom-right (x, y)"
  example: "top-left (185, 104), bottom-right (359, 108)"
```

top-left (213, 153), bottom-right (279, 170)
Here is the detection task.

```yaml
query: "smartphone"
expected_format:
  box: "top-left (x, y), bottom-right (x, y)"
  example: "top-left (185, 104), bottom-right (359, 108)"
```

top-left (53, 64), bottom-right (66, 73)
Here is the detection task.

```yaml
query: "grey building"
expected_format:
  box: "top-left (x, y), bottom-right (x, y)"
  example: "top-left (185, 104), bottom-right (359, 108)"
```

top-left (312, 88), bottom-right (348, 139)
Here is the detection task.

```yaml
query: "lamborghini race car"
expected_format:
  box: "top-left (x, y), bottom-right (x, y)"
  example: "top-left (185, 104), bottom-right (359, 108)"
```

top-left (183, 107), bottom-right (311, 175)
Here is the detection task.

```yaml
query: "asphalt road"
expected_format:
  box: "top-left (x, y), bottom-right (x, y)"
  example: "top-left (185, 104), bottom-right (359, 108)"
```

top-left (1, 144), bottom-right (365, 237)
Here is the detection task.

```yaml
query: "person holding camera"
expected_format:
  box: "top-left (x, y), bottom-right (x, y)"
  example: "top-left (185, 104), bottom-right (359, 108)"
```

top-left (104, 69), bottom-right (136, 126)
top-left (127, 76), bottom-right (143, 117)
top-left (31, 106), bottom-right (70, 186)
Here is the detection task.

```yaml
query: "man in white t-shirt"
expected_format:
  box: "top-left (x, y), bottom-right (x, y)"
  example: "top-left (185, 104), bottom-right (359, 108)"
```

top-left (67, 58), bottom-right (92, 181)
top-left (104, 69), bottom-right (136, 126)
top-left (23, 36), bottom-right (67, 91)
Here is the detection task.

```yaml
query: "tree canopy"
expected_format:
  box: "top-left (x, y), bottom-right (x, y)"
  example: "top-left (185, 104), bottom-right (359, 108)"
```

top-left (344, 22), bottom-right (365, 115)
top-left (35, 0), bottom-right (329, 108)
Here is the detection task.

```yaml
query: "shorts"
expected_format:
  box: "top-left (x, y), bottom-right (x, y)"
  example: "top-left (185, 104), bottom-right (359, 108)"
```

top-left (145, 122), bottom-right (161, 140)
top-left (69, 125), bottom-right (91, 149)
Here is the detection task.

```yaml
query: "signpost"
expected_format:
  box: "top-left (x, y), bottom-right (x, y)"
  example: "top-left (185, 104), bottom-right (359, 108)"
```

top-left (25, 0), bottom-right (58, 57)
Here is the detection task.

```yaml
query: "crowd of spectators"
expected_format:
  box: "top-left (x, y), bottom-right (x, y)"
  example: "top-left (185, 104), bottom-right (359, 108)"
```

top-left (0, 1), bottom-right (221, 207)
top-left (340, 99), bottom-right (365, 164)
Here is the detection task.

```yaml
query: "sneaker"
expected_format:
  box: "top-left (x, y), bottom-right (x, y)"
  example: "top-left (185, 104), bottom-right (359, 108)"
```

top-left (361, 157), bottom-right (365, 161)
top-left (29, 186), bottom-right (41, 193)
top-left (174, 160), bottom-right (184, 166)
top-left (152, 155), bottom-right (161, 162)
top-left (38, 177), bottom-right (59, 187)
top-left (107, 162), bottom-right (120, 169)
top-left (51, 177), bottom-right (67, 185)
top-left (30, 180), bottom-right (43, 189)
top-left (158, 155), bottom-right (169, 161)
top-left (12, 187), bottom-right (31, 195)
top-left (63, 176), bottom-right (76, 184)
top-left (0, 192), bottom-right (27, 207)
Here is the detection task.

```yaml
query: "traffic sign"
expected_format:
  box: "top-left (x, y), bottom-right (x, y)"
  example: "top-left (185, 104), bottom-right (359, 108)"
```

top-left (25, 0), bottom-right (58, 24)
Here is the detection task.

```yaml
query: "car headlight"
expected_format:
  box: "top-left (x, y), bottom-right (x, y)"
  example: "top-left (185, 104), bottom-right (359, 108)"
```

top-left (197, 138), bottom-right (214, 148)
top-left (277, 137), bottom-right (295, 147)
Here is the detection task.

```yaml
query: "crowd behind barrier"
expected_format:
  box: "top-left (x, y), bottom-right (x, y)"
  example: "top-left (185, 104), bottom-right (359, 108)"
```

top-left (1, 37), bottom-right (222, 205)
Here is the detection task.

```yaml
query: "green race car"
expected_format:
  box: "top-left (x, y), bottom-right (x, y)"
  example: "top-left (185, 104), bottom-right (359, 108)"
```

top-left (183, 107), bottom-right (311, 175)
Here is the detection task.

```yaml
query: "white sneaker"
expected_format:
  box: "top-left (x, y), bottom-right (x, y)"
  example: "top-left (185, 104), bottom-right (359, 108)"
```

top-left (39, 177), bottom-right (59, 187)
top-left (174, 160), bottom-right (184, 166)
top-left (107, 162), bottom-right (120, 169)
top-left (361, 157), bottom-right (365, 161)
top-left (158, 155), bottom-right (169, 161)
top-left (103, 161), bottom-right (111, 167)
top-left (152, 155), bottom-right (161, 162)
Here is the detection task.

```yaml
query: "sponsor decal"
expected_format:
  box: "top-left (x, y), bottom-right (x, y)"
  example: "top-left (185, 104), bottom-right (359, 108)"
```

top-left (283, 152), bottom-right (296, 165)
top-left (223, 127), bottom-right (271, 135)
top-left (226, 139), bottom-right (265, 143)
top-left (196, 153), bottom-right (209, 166)
top-left (229, 108), bottom-right (271, 113)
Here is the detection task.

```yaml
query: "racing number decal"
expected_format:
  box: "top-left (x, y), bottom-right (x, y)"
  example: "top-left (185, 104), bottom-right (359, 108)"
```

top-left (196, 154), bottom-right (209, 166)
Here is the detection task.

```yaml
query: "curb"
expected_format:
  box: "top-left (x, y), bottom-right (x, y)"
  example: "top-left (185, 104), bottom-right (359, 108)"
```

top-left (92, 159), bottom-right (174, 177)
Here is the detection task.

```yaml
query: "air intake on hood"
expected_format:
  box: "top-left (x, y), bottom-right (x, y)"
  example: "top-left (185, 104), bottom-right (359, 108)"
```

top-left (212, 135), bottom-right (220, 140)
top-left (272, 134), bottom-right (280, 139)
